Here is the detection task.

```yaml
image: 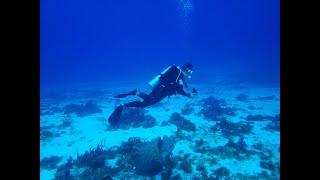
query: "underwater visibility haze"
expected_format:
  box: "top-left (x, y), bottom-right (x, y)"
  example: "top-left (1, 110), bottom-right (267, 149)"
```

top-left (40, 0), bottom-right (280, 179)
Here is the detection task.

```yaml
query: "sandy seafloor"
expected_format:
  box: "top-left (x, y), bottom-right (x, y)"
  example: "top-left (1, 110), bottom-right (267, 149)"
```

top-left (40, 79), bottom-right (280, 180)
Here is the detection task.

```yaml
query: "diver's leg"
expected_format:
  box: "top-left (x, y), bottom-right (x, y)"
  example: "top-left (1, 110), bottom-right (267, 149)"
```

top-left (136, 92), bottom-right (150, 101)
top-left (124, 100), bottom-right (150, 108)
top-left (120, 87), bottom-right (166, 109)
top-left (137, 86), bottom-right (165, 101)
top-left (108, 105), bottom-right (124, 125)
top-left (113, 88), bottom-right (137, 98)
top-left (108, 101), bottom-right (145, 126)
top-left (108, 97), bottom-right (155, 126)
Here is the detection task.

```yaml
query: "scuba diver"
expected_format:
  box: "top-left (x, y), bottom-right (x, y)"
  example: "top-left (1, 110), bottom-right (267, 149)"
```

top-left (108, 63), bottom-right (197, 125)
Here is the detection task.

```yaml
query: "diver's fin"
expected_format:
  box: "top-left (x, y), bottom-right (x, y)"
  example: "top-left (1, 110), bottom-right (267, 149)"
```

top-left (113, 88), bottom-right (137, 98)
top-left (108, 105), bottom-right (124, 125)
top-left (128, 88), bottom-right (137, 95)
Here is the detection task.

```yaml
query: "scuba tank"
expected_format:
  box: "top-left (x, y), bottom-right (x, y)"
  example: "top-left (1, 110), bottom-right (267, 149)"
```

top-left (148, 65), bottom-right (172, 88)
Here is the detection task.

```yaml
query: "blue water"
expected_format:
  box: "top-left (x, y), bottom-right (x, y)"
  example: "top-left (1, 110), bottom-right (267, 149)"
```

top-left (40, 0), bottom-right (280, 179)
top-left (41, 0), bottom-right (279, 86)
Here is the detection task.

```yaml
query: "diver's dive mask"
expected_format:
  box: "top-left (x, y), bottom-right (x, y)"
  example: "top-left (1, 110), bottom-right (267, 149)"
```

top-left (185, 69), bottom-right (193, 79)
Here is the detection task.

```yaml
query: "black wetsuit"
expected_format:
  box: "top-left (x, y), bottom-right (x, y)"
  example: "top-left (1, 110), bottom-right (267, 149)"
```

top-left (126, 65), bottom-right (190, 108)
top-left (108, 65), bottom-right (191, 125)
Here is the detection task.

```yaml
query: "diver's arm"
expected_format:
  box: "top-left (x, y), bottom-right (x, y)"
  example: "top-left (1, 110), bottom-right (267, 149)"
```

top-left (182, 78), bottom-right (189, 88)
top-left (177, 85), bottom-right (198, 98)
top-left (179, 78), bottom-right (188, 88)
top-left (176, 86), bottom-right (192, 98)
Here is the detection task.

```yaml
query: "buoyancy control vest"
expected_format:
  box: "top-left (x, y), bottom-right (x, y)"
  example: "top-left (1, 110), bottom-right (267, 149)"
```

top-left (148, 65), bottom-right (185, 89)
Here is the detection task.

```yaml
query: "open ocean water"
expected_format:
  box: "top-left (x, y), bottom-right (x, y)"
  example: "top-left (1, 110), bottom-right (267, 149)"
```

top-left (40, 0), bottom-right (280, 179)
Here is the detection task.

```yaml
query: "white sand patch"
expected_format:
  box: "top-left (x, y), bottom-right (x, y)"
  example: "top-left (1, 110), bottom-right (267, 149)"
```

top-left (40, 169), bottom-right (55, 180)
top-left (40, 82), bottom-right (280, 179)
top-left (218, 156), bottom-right (262, 175)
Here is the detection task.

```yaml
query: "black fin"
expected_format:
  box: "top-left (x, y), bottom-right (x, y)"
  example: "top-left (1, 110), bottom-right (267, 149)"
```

top-left (128, 88), bottom-right (137, 95)
top-left (113, 88), bottom-right (137, 98)
top-left (108, 105), bottom-right (124, 125)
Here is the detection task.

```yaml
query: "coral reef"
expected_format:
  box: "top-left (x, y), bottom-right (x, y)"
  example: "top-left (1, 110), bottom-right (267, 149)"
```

top-left (77, 167), bottom-right (115, 180)
top-left (40, 86), bottom-right (280, 179)
top-left (40, 129), bottom-right (60, 141)
top-left (170, 174), bottom-right (182, 180)
top-left (40, 85), bottom-right (280, 179)
top-left (192, 165), bottom-right (212, 180)
top-left (150, 102), bottom-right (165, 108)
top-left (57, 118), bottom-right (73, 129)
top-left (274, 114), bottom-right (280, 121)
top-left (225, 137), bottom-right (247, 152)
top-left (252, 143), bottom-right (264, 151)
top-left (54, 136), bottom-right (176, 179)
top-left (264, 121), bottom-right (280, 131)
top-left (141, 117), bottom-right (157, 128)
top-left (131, 136), bottom-right (175, 176)
top-left (192, 175), bottom-right (216, 180)
top-left (252, 145), bottom-right (274, 163)
top-left (253, 95), bottom-right (275, 101)
top-left (264, 114), bottom-right (280, 131)
top-left (124, 136), bottom-right (176, 177)
top-left (108, 107), bottom-right (157, 130)
top-left (54, 141), bottom-right (120, 179)
top-left (40, 125), bottom-right (55, 131)
top-left (236, 93), bottom-right (250, 102)
top-left (178, 154), bottom-right (193, 173)
top-left (199, 96), bottom-right (236, 121)
top-left (260, 160), bottom-right (277, 171)
top-left (196, 162), bottom-right (206, 173)
top-left (248, 105), bottom-right (256, 110)
top-left (53, 157), bottom-right (73, 180)
top-left (40, 130), bottom-right (54, 138)
top-left (74, 140), bottom-right (107, 168)
top-left (40, 156), bottom-right (63, 170)
top-left (213, 139), bottom-right (256, 161)
top-left (63, 100), bottom-right (102, 117)
top-left (209, 157), bottom-right (218, 166)
top-left (168, 113), bottom-right (196, 132)
top-left (181, 103), bottom-right (195, 115)
top-left (195, 139), bottom-right (205, 147)
top-left (160, 167), bottom-right (173, 180)
top-left (116, 136), bottom-right (176, 176)
top-left (161, 120), bottom-right (170, 126)
top-left (245, 114), bottom-right (274, 121)
top-left (117, 137), bottom-right (142, 154)
top-left (126, 136), bottom-right (175, 177)
top-left (211, 119), bottom-right (253, 137)
top-left (174, 127), bottom-right (193, 141)
top-left (193, 139), bottom-right (212, 154)
top-left (40, 106), bottom-right (63, 115)
top-left (193, 138), bottom-right (256, 161)
top-left (213, 167), bottom-right (230, 178)
top-left (233, 170), bottom-right (279, 180)
top-left (194, 160), bottom-right (210, 179)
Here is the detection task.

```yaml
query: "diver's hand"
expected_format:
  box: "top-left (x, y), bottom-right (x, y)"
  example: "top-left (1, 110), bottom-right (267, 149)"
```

top-left (187, 88), bottom-right (197, 98)
top-left (187, 93), bottom-right (197, 98)
top-left (192, 88), bottom-right (198, 94)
